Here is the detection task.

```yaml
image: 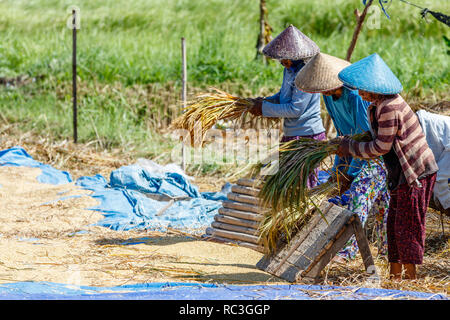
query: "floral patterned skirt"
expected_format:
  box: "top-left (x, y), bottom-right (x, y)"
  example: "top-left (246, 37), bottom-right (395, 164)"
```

top-left (337, 159), bottom-right (390, 260)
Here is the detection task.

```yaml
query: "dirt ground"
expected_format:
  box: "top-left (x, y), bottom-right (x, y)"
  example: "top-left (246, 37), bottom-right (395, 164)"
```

top-left (0, 166), bottom-right (277, 287)
top-left (0, 165), bottom-right (448, 296)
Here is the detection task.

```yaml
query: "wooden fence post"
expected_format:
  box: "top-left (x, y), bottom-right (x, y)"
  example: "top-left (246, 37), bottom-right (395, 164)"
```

top-left (255, 0), bottom-right (272, 63)
top-left (72, 9), bottom-right (78, 143)
top-left (181, 37), bottom-right (187, 171)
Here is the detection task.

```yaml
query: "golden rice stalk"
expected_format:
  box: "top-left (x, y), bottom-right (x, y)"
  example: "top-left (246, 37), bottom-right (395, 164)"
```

top-left (170, 88), bottom-right (277, 146)
top-left (258, 185), bottom-right (335, 254)
top-left (253, 131), bottom-right (372, 253)
top-left (257, 131), bottom-right (371, 212)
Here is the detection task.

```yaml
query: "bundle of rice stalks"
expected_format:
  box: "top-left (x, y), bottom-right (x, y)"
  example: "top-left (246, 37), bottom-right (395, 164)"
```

top-left (258, 182), bottom-right (337, 253)
top-left (170, 88), bottom-right (278, 146)
top-left (258, 131), bottom-right (371, 212)
top-left (253, 131), bottom-right (372, 253)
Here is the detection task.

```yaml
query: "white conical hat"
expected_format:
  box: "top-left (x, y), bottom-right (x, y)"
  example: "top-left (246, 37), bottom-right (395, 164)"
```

top-left (295, 53), bottom-right (351, 93)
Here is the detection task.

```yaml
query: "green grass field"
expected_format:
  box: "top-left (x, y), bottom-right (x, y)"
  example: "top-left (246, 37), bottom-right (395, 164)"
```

top-left (0, 0), bottom-right (449, 159)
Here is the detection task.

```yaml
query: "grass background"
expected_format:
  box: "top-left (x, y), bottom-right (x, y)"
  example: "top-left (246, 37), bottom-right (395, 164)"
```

top-left (0, 0), bottom-right (449, 159)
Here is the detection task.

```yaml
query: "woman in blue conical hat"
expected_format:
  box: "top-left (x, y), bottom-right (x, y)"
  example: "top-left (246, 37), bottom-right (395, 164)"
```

top-left (249, 25), bottom-right (325, 188)
top-left (294, 52), bottom-right (390, 263)
top-left (336, 53), bottom-right (438, 280)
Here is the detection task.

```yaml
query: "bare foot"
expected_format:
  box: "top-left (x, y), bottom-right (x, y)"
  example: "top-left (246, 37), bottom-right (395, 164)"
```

top-left (332, 256), bottom-right (347, 264)
top-left (389, 274), bottom-right (402, 281)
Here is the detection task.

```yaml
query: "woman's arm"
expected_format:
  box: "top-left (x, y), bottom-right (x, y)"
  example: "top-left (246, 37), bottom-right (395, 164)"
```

top-left (262, 88), bottom-right (315, 118)
top-left (264, 91), bottom-right (281, 104)
top-left (347, 105), bottom-right (398, 159)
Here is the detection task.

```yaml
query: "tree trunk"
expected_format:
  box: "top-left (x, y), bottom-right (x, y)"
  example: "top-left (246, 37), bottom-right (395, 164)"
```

top-left (346, 0), bottom-right (374, 61)
top-left (255, 0), bottom-right (272, 62)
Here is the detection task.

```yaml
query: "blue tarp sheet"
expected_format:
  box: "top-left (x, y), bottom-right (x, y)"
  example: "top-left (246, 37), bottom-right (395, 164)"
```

top-left (76, 170), bottom-right (225, 232)
top-left (0, 147), bottom-right (72, 185)
top-left (0, 281), bottom-right (446, 300)
top-left (109, 164), bottom-right (231, 201)
top-left (110, 165), bottom-right (202, 198)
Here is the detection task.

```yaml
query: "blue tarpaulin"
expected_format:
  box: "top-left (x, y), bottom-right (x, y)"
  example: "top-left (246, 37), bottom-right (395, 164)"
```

top-left (109, 164), bottom-right (231, 201)
top-left (75, 166), bottom-right (225, 232)
top-left (0, 281), bottom-right (446, 300)
top-left (110, 165), bottom-right (201, 198)
top-left (0, 146), bottom-right (72, 185)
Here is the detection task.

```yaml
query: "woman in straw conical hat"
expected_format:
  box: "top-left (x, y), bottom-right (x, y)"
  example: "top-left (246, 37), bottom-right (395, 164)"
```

top-left (249, 25), bottom-right (325, 188)
top-left (336, 53), bottom-right (438, 280)
top-left (295, 52), bottom-right (390, 263)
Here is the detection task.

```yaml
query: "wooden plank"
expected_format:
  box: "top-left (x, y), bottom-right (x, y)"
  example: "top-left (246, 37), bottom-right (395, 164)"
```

top-left (284, 205), bottom-right (353, 263)
top-left (285, 206), bottom-right (353, 269)
top-left (352, 217), bottom-right (376, 273)
top-left (258, 212), bottom-right (322, 274)
top-left (231, 185), bottom-right (260, 197)
top-left (260, 201), bottom-right (333, 275)
top-left (256, 202), bottom-right (360, 282)
top-left (205, 227), bottom-right (260, 244)
top-left (272, 260), bottom-right (304, 283)
top-left (222, 200), bottom-right (266, 214)
top-left (300, 216), bottom-right (357, 278)
top-left (204, 234), bottom-right (264, 253)
top-left (211, 221), bottom-right (259, 236)
top-left (236, 178), bottom-right (263, 189)
top-left (214, 214), bottom-right (260, 229)
top-left (301, 221), bottom-right (355, 280)
top-left (218, 207), bottom-right (263, 222)
top-left (227, 192), bottom-right (261, 206)
top-left (258, 220), bottom-right (311, 272)
top-left (256, 256), bottom-right (272, 271)
top-left (272, 203), bottom-right (332, 268)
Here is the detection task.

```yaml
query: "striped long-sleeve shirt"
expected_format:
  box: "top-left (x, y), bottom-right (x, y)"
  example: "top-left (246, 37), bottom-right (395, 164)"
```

top-left (348, 95), bottom-right (438, 185)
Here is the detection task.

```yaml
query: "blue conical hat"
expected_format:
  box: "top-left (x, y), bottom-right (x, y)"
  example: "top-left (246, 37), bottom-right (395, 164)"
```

top-left (263, 25), bottom-right (320, 60)
top-left (338, 53), bottom-right (403, 94)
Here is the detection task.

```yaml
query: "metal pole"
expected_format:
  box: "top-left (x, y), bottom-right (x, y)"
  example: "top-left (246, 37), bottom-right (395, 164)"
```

top-left (72, 9), bottom-right (78, 143)
top-left (181, 37), bottom-right (187, 171)
top-left (181, 37), bottom-right (187, 110)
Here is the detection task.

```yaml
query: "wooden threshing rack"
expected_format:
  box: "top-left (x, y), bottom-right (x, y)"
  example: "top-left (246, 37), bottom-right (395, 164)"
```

top-left (206, 178), bottom-right (377, 283)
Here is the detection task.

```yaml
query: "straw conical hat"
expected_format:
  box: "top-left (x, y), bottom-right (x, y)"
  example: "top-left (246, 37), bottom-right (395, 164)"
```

top-left (338, 53), bottom-right (403, 95)
top-left (294, 53), bottom-right (351, 93)
top-left (262, 25), bottom-right (320, 60)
